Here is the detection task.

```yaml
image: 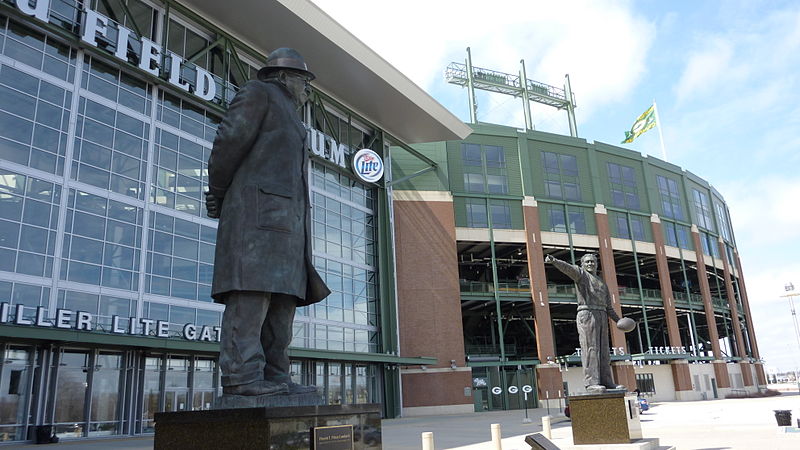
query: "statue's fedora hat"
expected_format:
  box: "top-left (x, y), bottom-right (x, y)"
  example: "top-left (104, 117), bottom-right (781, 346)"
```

top-left (257, 48), bottom-right (315, 81)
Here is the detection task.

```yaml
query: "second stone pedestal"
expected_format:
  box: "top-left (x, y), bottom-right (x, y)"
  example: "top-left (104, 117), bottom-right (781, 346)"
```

top-left (154, 403), bottom-right (382, 449)
top-left (568, 391), bottom-right (641, 445)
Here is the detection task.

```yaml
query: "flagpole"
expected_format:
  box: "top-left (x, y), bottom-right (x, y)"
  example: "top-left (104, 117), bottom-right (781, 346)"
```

top-left (652, 99), bottom-right (668, 162)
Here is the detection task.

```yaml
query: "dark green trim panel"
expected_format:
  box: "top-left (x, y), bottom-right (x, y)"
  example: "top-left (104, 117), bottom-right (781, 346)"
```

top-left (0, 324), bottom-right (219, 352)
top-left (467, 359), bottom-right (540, 367)
top-left (289, 348), bottom-right (436, 365)
top-left (0, 326), bottom-right (438, 365)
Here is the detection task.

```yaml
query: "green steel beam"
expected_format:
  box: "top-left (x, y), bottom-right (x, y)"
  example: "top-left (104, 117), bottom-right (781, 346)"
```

top-left (227, 41), bottom-right (251, 83)
top-left (116, 0), bottom-right (145, 39)
top-left (393, 141), bottom-right (437, 168)
top-left (186, 35), bottom-right (224, 66)
top-left (313, 95), bottom-right (339, 140)
top-left (100, 0), bottom-right (122, 26)
top-left (387, 166), bottom-right (436, 188)
top-left (165, 0), bottom-right (263, 65)
top-left (520, 316), bottom-right (537, 341)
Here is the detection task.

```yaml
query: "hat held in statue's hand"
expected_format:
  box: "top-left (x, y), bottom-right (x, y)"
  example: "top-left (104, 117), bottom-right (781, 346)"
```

top-left (257, 48), bottom-right (315, 81)
top-left (617, 317), bottom-right (636, 333)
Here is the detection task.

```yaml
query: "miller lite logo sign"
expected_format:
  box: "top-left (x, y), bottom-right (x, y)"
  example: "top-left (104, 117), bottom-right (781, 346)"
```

top-left (352, 149), bottom-right (384, 183)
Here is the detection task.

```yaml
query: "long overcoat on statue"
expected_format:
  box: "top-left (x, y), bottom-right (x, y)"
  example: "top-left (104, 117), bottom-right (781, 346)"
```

top-left (207, 79), bottom-right (330, 306)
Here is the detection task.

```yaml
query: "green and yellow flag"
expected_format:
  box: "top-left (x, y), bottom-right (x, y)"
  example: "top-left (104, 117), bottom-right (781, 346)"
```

top-left (621, 104), bottom-right (656, 144)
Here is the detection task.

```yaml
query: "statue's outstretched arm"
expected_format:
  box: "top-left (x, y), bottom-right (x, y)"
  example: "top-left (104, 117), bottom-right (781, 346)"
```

top-left (545, 255), bottom-right (581, 282)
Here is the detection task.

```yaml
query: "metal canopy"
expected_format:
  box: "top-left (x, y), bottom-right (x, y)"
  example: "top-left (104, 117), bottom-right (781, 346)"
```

top-left (177, 0), bottom-right (471, 144)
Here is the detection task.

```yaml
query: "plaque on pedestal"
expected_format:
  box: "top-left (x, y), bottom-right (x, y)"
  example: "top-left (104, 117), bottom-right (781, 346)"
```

top-left (568, 391), bottom-right (642, 445)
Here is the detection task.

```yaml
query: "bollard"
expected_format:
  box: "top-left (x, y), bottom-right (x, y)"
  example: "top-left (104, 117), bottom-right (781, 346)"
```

top-left (491, 423), bottom-right (502, 450)
top-left (422, 431), bottom-right (434, 450)
top-left (558, 390), bottom-right (563, 413)
top-left (546, 390), bottom-right (550, 416)
top-left (542, 415), bottom-right (552, 439)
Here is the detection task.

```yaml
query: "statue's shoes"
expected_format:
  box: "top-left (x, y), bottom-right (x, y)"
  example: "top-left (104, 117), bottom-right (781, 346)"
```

top-left (586, 384), bottom-right (607, 392)
top-left (223, 380), bottom-right (289, 396)
top-left (286, 382), bottom-right (318, 394)
top-left (606, 384), bottom-right (626, 390)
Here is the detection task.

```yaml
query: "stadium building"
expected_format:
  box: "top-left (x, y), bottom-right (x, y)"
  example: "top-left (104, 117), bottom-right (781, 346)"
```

top-left (391, 120), bottom-right (765, 415)
top-left (0, 0), bottom-right (471, 441)
top-left (0, 0), bottom-right (764, 443)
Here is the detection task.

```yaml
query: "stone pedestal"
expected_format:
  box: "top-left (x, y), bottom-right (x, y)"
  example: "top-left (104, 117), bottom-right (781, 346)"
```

top-left (568, 391), bottom-right (642, 445)
top-left (154, 403), bottom-right (382, 449)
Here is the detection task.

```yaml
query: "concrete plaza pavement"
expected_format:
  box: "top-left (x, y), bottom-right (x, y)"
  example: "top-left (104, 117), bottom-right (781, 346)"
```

top-left (3, 393), bottom-right (798, 448)
top-left (383, 393), bottom-right (800, 449)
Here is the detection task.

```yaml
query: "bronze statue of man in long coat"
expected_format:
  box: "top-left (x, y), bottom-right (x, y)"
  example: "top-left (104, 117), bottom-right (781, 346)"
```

top-left (546, 253), bottom-right (633, 392)
top-left (206, 48), bottom-right (330, 396)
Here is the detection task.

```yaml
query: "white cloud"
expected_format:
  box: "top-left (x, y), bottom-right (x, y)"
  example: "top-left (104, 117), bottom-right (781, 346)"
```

top-left (717, 175), bottom-right (800, 371)
top-left (309, 0), bottom-right (800, 372)
top-left (666, 7), bottom-right (800, 167)
top-left (720, 176), bottom-right (800, 248)
top-left (739, 261), bottom-right (800, 372)
top-left (311, 0), bottom-right (654, 131)
top-left (674, 38), bottom-right (735, 105)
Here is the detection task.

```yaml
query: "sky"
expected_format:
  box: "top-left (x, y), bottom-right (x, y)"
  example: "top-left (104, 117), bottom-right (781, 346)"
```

top-left (310, 0), bottom-right (800, 373)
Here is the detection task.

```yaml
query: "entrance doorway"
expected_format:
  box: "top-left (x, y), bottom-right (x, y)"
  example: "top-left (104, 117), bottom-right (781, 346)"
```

top-left (471, 366), bottom-right (537, 412)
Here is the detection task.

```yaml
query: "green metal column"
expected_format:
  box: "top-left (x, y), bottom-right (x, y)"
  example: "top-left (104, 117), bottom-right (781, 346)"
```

top-left (466, 47), bottom-right (478, 124)
top-left (563, 204), bottom-right (576, 264)
top-left (674, 232), bottom-right (701, 356)
top-left (519, 59), bottom-right (533, 130)
top-left (378, 134), bottom-right (401, 418)
top-left (711, 265), bottom-right (732, 356)
top-left (627, 212), bottom-right (652, 348)
top-left (487, 198), bottom-right (506, 362)
top-left (564, 74), bottom-right (578, 137)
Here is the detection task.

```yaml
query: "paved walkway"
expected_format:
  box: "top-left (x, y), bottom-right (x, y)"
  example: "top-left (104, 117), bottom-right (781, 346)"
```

top-left (3, 394), bottom-right (799, 448)
top-left (384, 393), bottom-right (800, 449)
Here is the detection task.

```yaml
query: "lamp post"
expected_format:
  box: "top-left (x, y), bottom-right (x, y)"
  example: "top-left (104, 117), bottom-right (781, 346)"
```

top-left (781, 282), bottom-right (800, 391)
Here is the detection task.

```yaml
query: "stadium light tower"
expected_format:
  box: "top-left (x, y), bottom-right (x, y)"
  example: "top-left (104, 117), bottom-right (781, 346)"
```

top-left (782, 282), bottom-right (800, 390)
top-left (444, 47), bottom-right (578, 136)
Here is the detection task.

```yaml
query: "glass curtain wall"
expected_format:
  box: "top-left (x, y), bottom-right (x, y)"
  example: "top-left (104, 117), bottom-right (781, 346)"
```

top-left (0, 3), bottom-right (390, 437)
top-left (0, 11), bottom-right (224, 329)
top-left (310, 361), bottom-right (380, 406)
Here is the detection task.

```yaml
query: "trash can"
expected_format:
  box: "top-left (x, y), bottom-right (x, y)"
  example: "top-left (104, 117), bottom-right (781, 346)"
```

top-left (774, 410), bottom-right (792, 426)
top-left (34, 425), bottom-right (52, 444)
